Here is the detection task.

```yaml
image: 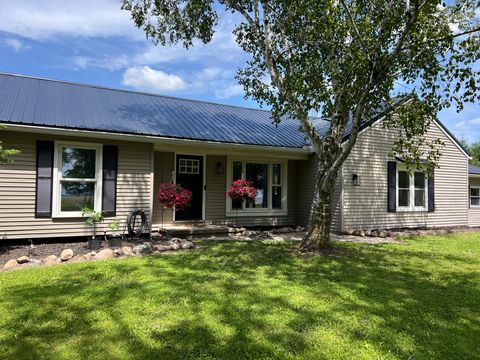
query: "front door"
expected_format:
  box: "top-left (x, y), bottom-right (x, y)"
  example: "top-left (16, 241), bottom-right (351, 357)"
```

top-left (175, 155), bottom-right (203, 221)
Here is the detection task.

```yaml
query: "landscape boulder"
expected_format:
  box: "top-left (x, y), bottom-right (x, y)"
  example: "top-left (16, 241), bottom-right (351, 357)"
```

top-left (43, 255), bottom-right (59, 266)
top-left (3, 259), bottom-right (18, 269)
top-left (154, 244), bottom-right (172, 252)
top-left (96, 248), bottom-right (115, 260)
top-left (70, 255), bottom-right (88, 263)
top-left (16, 256), bottom-right (30, 264)
top-left (60, 249), bottom-right (74, 261)
top-left (179, 240), bottom-right (194, 249)
top-left (121, 246), bottom-right (134, 256)
top-left (169, 242), bottom-right (181, 250)
top-left (133, 242), bottom-right (153, 256)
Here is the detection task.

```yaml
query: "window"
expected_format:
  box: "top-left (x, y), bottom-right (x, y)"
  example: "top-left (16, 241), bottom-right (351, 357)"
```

top-left (272, 164), bottom-right (282, 209)
top-left (228, 159), bottom-right (286, 215)
top-left (53, 143), bottom-right (102, 217)
top-left (179, 158), bottom-right (200, 174)
top-left (471, 187), bottom-right (480, 207)
top-left (396, 167), bottom-right (427, 211)
top-left (245, 163), bottom-right (268, 208)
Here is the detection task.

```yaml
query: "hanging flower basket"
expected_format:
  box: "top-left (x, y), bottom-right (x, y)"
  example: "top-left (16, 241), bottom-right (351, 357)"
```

top-left (157, 183), bottom-right (192, 212)
top-left (227, 179), bottom-right (257, 202)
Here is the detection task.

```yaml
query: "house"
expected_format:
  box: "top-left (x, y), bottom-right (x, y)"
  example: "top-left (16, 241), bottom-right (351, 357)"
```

top-left (0, 72), bottom-right (475, 240)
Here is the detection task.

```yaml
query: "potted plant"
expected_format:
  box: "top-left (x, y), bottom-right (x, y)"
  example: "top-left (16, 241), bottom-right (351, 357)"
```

top-left (227, 179), bottom-right (256, 226)
top-left (82, 207), bottom-right (105, 250)
top-left (156, 183), bottom-right (192, 232)
top-left (107, 219), bottom-right (123, 248)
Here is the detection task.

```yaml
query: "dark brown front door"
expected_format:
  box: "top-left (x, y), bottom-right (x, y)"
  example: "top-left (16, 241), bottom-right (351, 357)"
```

top-left (175, 155), bottom-right (203, 221)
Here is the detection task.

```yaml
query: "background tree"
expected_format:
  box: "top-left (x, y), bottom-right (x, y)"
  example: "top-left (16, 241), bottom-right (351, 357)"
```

top-left (461, 140), bottom-right (480, 167)
top-left (122, 0), bottom-right (480, 251)
top-left (468, 142), bottom-right (480, 167)
top-left (0, 125), bottom-right (19, 163)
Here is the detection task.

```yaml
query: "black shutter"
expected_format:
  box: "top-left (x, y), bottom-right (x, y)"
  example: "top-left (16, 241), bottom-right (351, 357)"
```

top-left (387, 161), bottom-right (396, 212)
top-left (102, 145), bottom-right (118, 216)
top-left (35, 140), bottom-right (54, 218)
top-left (428, 171), bottom-right (435, 212)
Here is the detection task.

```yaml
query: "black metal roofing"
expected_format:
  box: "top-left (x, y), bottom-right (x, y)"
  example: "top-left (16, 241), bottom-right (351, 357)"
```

top-left (469, 164), bottom-right (480, 175)
top-left (0, 72), bottom-right (323, 148)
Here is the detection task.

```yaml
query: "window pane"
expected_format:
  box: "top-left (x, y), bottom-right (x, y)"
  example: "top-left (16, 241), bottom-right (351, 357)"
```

top-left (471, 197), bottom-right (480, 206)
top-left (415, 189), bottom-right (425, 207)
top-left (398, 189), bottom-right (410, 207)
top-left (61, 182), bottom-right (95, 211)
top-left (414, 172), bottom-right (425, 189)
top-left (246, 163), bottom-right (268, 208)
top-left (398, 171), bottom-right (409, 188)
top-left (272, 186), bottom-right (282, 209)
top-left (233, 161), bottom-right (242, 180)
top-left (471, 188), bottom-right (479, 197)
top-left (273, 164), bottom-right (281, 185)
top-left (62, 147), bottom-right (96, 179)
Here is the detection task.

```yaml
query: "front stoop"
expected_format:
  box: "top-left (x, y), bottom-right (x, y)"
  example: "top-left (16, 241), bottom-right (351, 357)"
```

top-left (153, 222), bottom-right (236, 239)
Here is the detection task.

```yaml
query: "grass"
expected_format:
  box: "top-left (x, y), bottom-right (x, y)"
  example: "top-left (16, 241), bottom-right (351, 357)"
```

top-left (0, 233), bottom-right (479, 360)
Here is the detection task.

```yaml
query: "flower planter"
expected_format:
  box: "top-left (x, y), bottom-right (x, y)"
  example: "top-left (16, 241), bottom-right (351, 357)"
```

top-left (87, 238), bottom-right (102, 250)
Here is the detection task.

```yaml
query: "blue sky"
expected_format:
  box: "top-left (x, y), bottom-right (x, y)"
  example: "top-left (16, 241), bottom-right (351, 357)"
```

top-left (0, 0), bottom-right (478, 143)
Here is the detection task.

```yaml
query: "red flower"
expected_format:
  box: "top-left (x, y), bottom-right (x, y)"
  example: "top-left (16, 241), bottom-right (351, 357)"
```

top-left (227, 179), bottom-right (257, 201)
top-left (157, 183), bottom-right (192, 212)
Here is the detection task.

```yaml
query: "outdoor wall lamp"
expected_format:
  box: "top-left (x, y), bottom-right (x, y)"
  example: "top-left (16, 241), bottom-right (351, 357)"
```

top-left (216, 162), bottom-right (224, 174)
top-left (352, 174), bottom-right (360, 186)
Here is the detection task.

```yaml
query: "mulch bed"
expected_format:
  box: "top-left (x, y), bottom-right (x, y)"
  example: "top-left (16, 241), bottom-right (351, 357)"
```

top-left (0, 239), bottom-right (136, 265)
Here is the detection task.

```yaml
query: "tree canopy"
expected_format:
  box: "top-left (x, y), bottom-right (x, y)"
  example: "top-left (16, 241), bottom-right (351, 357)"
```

top-left (0, 125), bottom-right (19, 163)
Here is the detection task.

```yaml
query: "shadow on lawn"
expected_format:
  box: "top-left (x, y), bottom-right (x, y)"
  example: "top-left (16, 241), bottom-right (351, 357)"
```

top-left (0, 241), bottom-right (479, 359)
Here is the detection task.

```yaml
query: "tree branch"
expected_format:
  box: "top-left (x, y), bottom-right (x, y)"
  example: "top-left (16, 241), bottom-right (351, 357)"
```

top-left (340, 0), bottom-right (371, 60)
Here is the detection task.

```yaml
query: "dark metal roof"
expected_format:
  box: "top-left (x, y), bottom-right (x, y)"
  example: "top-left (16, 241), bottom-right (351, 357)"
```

top-left (0, 73), bottom-right (465, 154)
top-left (469, 164), bottom-right (480, 175)
top-left (0, 72), bottom-right (312, 148)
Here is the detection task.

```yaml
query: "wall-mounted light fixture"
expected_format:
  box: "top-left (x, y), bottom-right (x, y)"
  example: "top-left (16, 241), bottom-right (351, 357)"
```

top-left (216, 162), bottom-right (224, 175)
top-left (352, 174), bottom-right (360, 186)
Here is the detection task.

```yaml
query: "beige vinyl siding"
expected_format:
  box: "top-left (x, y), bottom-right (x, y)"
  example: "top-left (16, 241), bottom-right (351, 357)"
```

top-left (205, 155), bottom-right (227, 222)
top-left (151, 151), bottom-right (175, 227)
top-left (0, 131), bottom-right (153, 240)
top-left (342, 120), bottom-right (468, 230)
top-left (295, 154), bottom-right (316, 226)
top-left (468, 177), bottom-right (480, 227)
top-left (330, 172), bottom-right (343, 232)
top-left (294, 154), bottom-right (343, 232)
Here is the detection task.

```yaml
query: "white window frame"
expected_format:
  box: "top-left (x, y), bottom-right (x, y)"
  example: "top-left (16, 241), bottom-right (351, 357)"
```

top-left (470, 186), bottom-right (480, 207)
top-left (396, 165), bottom-right (428, 212)
top-left (52, 141), bottom-right (103, 218)
top-left (226, 157), bottom-right (288, 217)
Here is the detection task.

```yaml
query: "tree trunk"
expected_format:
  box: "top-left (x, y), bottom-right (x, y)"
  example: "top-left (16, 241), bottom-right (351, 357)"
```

top-left (300, 160), bottom-right (338, 252)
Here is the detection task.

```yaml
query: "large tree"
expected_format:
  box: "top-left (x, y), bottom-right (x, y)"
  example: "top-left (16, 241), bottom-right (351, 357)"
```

top-left (122, 0), bottom-right (479, 251)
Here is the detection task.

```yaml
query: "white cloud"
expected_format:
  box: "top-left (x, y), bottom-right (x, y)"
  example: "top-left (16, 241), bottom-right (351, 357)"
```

top-left (72, 56), bottom-right (90, 70)
top-left (468, 117), bottom-right (480, 125)
top-left (3, 38), bottom-right (31, 52)
top-left (215, 84), bottom-right (244, 99)
top-left (122, 66), bottom-right (187, 93)
top-left (0, 0), bottom-right (141, 40)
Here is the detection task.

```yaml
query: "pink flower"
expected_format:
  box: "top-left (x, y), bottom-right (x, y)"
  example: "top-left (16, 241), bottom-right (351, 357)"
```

top-left (227, 179), bottom-right (256, 201)
top-left (157, 183), bottom-right (192, 212)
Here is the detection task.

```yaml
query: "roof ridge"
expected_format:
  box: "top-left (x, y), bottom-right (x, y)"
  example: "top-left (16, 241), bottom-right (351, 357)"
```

top-left (0, 71), bottom-right (275, 114)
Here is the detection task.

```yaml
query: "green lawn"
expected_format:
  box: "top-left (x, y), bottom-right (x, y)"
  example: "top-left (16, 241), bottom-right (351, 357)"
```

top-left (0, 233), bottom-right (479, 360)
